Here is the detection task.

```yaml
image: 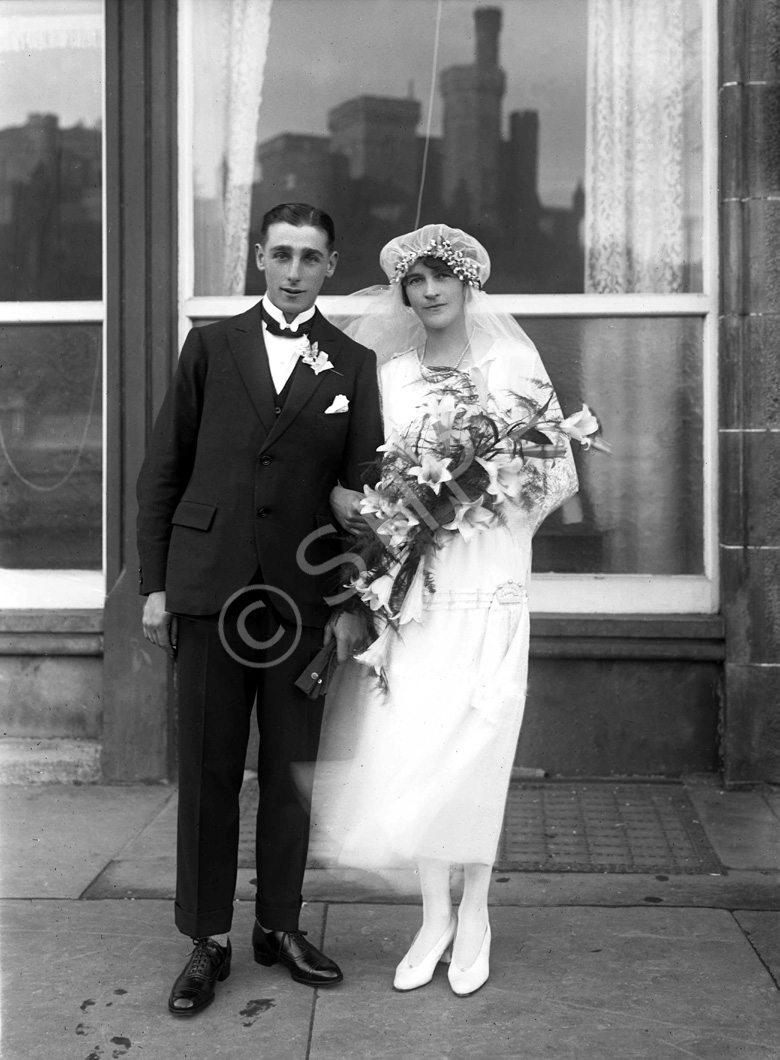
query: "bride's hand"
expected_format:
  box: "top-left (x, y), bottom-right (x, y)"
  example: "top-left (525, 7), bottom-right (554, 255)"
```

top-left (324, 610), bottom-right (368, 663)
top-left (329, 484), bottom-right (366, 535)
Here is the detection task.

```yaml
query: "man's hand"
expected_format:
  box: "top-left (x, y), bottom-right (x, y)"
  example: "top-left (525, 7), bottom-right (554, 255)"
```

top-left (329, 484), bottom-right (366, 535)
top-left (324, 610), bottom-right (368, 664)
top-left (142, 591), bottom-right (178, 657)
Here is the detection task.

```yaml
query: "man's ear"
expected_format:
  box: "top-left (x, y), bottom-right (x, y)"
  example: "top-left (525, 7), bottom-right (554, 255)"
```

top-left (326, 250), bottom-right (339, 278)
top-left (254, 243), bottom-right (265, 271)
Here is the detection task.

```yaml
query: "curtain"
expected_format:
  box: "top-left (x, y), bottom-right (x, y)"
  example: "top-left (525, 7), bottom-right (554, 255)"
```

top-left (584, 0), bottom-right (688, 294)
top-left (194, 0), bottom-right (272, 296)
top-left (581, 0), bottom-right (704, 574)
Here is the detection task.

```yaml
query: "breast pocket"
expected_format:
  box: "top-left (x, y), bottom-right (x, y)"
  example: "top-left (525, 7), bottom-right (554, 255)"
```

top-left (315, 412), bottom-right (349, 428)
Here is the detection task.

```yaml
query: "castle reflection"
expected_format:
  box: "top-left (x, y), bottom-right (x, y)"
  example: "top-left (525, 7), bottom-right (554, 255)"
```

top-left (0, 112), bottom-right (101, 301)
top-left (246, 7), bottom-right (584, 295)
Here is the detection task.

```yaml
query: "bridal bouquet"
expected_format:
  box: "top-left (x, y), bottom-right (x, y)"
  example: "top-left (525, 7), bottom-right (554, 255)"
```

top-left (343, 373), bottom-right (608, 633)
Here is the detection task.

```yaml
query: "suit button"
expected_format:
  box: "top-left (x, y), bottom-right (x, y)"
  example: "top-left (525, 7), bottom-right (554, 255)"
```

top-left (256, 507), bottom-right (269, 518)
top-left (274, 406), bottom-right (282, 416)
top-left (260, 455), bottom-right (271, 466)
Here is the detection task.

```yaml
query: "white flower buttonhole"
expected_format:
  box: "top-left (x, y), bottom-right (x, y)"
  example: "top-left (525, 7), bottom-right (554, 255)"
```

top-left (297, 338), bottom-right (338, 375)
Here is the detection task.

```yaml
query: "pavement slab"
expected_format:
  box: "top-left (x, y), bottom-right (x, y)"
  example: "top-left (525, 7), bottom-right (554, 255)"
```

top-left (0, 784), bottom-right (174, 899)
top-left (687, 788), bottom-right (780, 871)
top-left (733, 910), bottom-right (780, 988)
top-left (0, 898), bottom-right (318, 1060)
top-left (313, 904), bottom-right (780, 1060)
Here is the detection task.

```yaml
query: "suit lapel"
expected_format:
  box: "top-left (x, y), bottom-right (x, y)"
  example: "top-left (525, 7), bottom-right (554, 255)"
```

top-left (226, 304), bottom-right (277, 435)
top-left (259, 310), bottom-right (340, 451)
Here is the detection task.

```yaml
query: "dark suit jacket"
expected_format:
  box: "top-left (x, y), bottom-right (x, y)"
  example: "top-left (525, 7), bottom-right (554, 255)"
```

top-left (136, 303), bottom-right (383, 626)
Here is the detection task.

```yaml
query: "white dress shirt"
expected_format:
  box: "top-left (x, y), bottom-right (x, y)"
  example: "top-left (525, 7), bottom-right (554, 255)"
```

top-left (261, 297), bottom-right (316, 395)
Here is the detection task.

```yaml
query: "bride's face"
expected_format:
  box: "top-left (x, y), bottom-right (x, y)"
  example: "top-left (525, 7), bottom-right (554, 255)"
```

top-left (403, 260), bottom-right (466, 331)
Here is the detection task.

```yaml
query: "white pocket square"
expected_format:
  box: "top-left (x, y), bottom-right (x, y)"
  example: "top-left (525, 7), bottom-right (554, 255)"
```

top-left (324, 395), bottom-right (349, 414)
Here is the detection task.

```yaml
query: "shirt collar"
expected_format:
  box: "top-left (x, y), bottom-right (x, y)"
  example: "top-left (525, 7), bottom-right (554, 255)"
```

top-left (261, 296), bottom-right (316, 333)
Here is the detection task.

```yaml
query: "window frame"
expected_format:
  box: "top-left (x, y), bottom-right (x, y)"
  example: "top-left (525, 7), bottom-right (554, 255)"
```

top-left (178, 0), bottom-right (719, 615)
top-left (0, 1), bottom-right (106, 610)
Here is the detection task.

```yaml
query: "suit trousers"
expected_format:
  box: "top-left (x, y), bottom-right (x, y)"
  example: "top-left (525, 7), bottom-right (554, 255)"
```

top-left (173, 592), bottom-right (325, 938)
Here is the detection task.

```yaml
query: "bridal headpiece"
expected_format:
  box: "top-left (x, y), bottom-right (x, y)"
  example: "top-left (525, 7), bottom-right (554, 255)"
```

top-left (338, 222), bottom-right (535, 366)
top-left (380, 224), bottom-right (490, 290)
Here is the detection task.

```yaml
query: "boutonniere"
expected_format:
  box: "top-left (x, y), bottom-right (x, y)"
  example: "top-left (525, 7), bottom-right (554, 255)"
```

top-left (295, 337), bottom-right (341, 376)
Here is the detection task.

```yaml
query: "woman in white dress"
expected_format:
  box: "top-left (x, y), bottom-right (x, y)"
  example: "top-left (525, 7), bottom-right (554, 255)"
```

top-left (319, 225), bottom-right (579, 997)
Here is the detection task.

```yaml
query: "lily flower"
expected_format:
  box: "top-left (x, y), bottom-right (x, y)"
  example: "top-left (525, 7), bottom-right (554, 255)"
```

top-left (356, 573), bottom-right (396, 612)
top-left (425, 393), bottom-right (465, 430)
top-left (408, 453), bottom-right (453, 494)
top-left (359, 484), bottom-right (402, 518)
top-left (377, 429), bottom-right (417, 461)
top-left (443, 496), bottom-right (495, 541)
top-left (377, 508), bottom-right (419, 548)
top-left (475, 454), bottom-right (525, 503)
top-left (559, 404), bottom-right (611, 451)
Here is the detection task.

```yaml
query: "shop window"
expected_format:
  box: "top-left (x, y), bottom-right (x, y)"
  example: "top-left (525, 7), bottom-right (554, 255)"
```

top-left (182, 0), bottom-right (716, 613)
top-left (0, 1), bottom-right (104, 606)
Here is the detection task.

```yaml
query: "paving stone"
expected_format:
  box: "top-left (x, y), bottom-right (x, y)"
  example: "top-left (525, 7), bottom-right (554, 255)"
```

top-left (312, 904), bottom-right (780, 1060)
top-left (0, 784), bottom-right (174, 899)
top-left (0, 898), bottom-right (317, 1060)
top-left (734, 910), bottom-right (780, 986)
top-left (687, 789), bottom-right (780, 870)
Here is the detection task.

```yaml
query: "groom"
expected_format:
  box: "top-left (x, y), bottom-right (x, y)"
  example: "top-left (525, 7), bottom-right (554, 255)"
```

top-left (137, 203), bottom-right (382, 1015)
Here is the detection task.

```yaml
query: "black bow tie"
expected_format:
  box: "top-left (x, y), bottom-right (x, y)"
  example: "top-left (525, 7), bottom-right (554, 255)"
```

top-left (261, 304), bottom-right (314, 339)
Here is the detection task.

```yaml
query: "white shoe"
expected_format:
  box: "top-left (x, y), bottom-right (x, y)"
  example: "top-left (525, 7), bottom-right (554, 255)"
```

top-left (393, 914), bottom-right (457, 992)
top-left (448, 923), bottom-right (491, 997)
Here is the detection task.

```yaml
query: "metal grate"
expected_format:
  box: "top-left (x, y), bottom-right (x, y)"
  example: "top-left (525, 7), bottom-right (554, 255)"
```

top-left (238, 781), bottom-right (721, 875)
top-left (497, 782), bottom-right (720, 874)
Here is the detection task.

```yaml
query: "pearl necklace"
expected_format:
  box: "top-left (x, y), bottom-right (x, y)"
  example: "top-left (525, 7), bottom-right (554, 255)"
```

top-left (417, 336), bottom-right (471, 371)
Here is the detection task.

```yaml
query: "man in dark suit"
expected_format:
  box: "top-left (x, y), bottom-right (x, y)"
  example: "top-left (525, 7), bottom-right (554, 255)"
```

top-left (137, 203), bottom-right (382, 1015)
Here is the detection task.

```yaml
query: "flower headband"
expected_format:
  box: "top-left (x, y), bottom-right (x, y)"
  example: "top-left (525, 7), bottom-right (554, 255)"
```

top-left (391, 236), bottom-right (483, 289)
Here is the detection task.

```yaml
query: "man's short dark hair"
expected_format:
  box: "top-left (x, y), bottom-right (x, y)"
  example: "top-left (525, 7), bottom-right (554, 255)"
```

top-left (259, 203), bottom-right (336, 251)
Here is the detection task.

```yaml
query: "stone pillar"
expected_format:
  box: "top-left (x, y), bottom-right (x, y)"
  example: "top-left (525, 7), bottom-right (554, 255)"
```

top-left (720, 0), bottom-right (780, 782)
top-left (101, 0), bottom-right (178, 780)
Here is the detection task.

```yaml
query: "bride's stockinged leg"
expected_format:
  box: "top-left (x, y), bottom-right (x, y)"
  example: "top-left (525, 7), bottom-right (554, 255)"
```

top-left (452, 862), bottom-right (491, 969)
top-left (406, 857), bottom-right (454, 965)
top-left (393, 858), bottom-right (457, 991)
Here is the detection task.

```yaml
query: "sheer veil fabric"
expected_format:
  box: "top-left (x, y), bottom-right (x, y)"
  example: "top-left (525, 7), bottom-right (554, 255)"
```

top-left (335, 224), bottom-right (540, 367)
top-left (305, 225), bottom-right (579, 882)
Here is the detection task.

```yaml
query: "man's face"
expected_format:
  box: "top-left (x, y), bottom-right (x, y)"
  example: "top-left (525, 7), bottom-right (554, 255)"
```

top-left (255, 223), bottom-right (338, 320)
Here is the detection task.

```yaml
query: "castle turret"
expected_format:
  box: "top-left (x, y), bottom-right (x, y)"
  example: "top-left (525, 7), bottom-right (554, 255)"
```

top-left (439, 7), bottom-right (506, 228)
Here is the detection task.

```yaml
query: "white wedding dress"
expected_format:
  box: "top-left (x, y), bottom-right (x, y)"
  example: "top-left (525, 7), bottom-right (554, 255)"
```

top-left (309, 337), bottom-right (578, 870)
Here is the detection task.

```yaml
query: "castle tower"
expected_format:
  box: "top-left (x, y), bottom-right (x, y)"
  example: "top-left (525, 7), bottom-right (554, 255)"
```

top-left (439, 7), bottom-right (506, 228)
top-left (507, 109), bottom-right (541, 231)
top-left (328, 96), bottom-right (421, 197)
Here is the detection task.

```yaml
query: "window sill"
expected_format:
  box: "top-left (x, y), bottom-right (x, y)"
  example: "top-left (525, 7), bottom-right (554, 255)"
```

top-left (530, 614), bottom-right (725, 660)
top-left (0, 610), bottom-right (103, 656)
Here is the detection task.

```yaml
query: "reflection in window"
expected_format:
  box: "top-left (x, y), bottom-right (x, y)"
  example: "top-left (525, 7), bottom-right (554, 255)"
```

top-left (0, 1), bottom-right (103, 300)
top-left (0, 325), bottom-right (102, 568)
top-left (190, 0), bottom-right (703, 297)
top-left (522, 317), bottom-right (704, 576)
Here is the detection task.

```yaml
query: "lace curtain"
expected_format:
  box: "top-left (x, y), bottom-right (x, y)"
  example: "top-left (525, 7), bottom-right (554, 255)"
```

top-left (581, 0), bottom-right (704, 574)
top-left (584, 0), bottom-right (691, 294)
top-left (193, 0), bottom-right (272, 295)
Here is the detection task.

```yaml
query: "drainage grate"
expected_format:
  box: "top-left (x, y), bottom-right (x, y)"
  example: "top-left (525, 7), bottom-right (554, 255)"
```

top-left (498, 782), bottom-right (721, 874)
top-left (238, 781), bottom-right (721, 875)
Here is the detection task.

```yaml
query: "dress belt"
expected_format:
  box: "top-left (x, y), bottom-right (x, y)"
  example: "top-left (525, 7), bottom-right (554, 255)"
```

top-left (422, 580), bottom-right (527, 612)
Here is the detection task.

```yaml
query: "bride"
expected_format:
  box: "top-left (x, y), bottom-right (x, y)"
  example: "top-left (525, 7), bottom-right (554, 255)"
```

top-left (320, 224), bottom-right (580, 997)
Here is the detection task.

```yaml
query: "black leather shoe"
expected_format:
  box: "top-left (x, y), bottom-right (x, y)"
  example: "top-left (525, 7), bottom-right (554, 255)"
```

top-left (168, 937), bottom-right (232, 1016)
top-left (252, 923), bottom-right (343, 986)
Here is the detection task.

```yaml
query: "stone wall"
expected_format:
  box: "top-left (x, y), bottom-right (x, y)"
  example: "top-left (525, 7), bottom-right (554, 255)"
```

top-left (720, 0), bottom-right (780, 782)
